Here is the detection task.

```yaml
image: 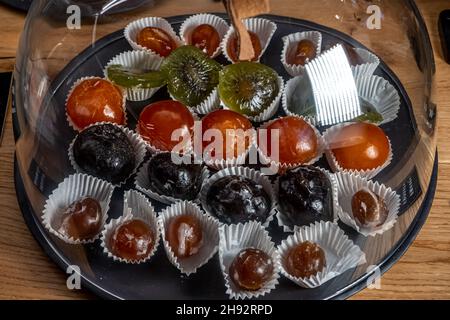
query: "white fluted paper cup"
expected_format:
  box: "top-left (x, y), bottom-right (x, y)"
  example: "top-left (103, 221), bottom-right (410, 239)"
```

top-left (355, 74), bottom-right (401, 125)
top-left (281, 31), bottom-right (322, 77)
top-left (323, 122), bottom-right (393, 179)
top-left (334, 172), bottom-right (400, 237)
top-left (179, 13), bottom-right (229, 58)
top-left (158, 201), bottom-right (220, 275)
top-left (278, 221), bottom-right (366, 288)
top-left (281, 75), bottom-right (317, 125)
top-left (42, 173), bottom-right (115, 245)
top-left (100, 190), bottom-right (160, 264)
top-left (199, 166), bottom-right (277, 227)
top-left (135, 153), bottom-right (210, 205)
top-left (221, 17), bottom-right (277, 64)
top-left (219, 221), bottom-right (281, 300)
top-left (350, 48), bottom-right (380, 77)
top-left (65, 76), bottom-right (128, 132)
top-left (257, 115), bottom-right (326, 173)
top-left (274, 167), bottom-right (339, 233)
top-left (124, 17), bottom-right (183, 57)
top-left (104, 50), bottom-right (164, 102)
top-left (68, 122), bottom-right (147, 187)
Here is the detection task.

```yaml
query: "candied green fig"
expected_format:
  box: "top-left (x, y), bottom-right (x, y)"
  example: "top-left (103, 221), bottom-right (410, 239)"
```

top-left (218, 62), bottom-right (280, 117)
top-left (106, 65), bottom-right (167, 89)
top-left (354, 111), bottom-right (383, 124)
top-left (161, 45), bottom-right (222, 107)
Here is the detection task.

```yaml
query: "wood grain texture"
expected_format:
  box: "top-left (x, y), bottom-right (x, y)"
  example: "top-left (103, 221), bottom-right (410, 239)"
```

top-left (0, 0), bottom-right (449, 300)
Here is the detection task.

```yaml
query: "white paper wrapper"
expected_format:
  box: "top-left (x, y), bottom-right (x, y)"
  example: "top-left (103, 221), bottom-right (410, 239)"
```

top-left (179, 13), bottom-right (230, 58)
top-left (221, 76), bottom-right (284, 123)
top-left (282, 75), bottom-right (318, 126)
top-left (158, 201), bottom-right (220, 275)
top-left (278, 221), bottom-right (366, 288)
top-left (221, 17), bottom-right (277, 64)
top-left (68, 122), bottom-right (148, 187)
top-left (281, 31), bottom-right (322, 77)
top-left (100, 190), bottom-right (160, 264)
top-left (355, 74), bottom-right (401, 125)
top-left (135, 153), bottom-right (210, 204)
top-left (282, 73), bottom-right (401, 126)
top-left (334, 172), bottom-right (400, 237)
top-left (65, 76), bottom-right (128, 132)
top-left (323, 122), bottom-right (393, 179)
top-left (124, 17), bottom-right (183, 57)
top-left (274, 167), bottom-right (339, 233)
top-left (104, 50), bottom-right (164, 102)
top-left (257, 115), bottom-right (326, 173)
top-left (170, 87), bottom-right (221, 115)
top-left (350, 48), bottom-right (380, 77)
top-left (42, 173), bottom-right (115, 245)
top-left (218, 221), bottom-right (281, 300)
top-left (199, 167), bottom-right (277, 228)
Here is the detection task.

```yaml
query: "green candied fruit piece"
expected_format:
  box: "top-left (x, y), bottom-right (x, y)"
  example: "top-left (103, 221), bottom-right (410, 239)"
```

top-left (161, 45), bottom-right (222, 107)
top-left (218, 62), bottom-right (279, 117)
top-left (354, 111), bottom-right (384, 124)
top-left (106, 65), bottom-right (167, 89)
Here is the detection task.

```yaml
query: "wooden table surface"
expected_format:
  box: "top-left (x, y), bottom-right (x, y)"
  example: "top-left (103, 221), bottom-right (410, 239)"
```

top-left (0, 0), bottom-right (449, 300)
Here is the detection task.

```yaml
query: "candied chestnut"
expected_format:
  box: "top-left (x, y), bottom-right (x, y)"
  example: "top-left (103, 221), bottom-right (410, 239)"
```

top-left (58, 197), bottom-right (102, 240)
top-left (147, 153), bottom-right (203, 200)
top-left (190, 24), bottom-right (220, 57)
top-left (205, 175), bottom-right (271, 225)
top-left (288, 39), bottom-right (317, 66)
top-left (138, 100), bottom-right (194, 152)
top-left (228, 31), bottom-right (262, 62)
top-left (329, 123), bottom-right (390, 171)
top-left (73, 124), bottom-right (136, 184)
top-left (260, 116), bottom-right (318, 165)
top-left (66, 78), bottom-right (125, 131)
top-left (229, 248), bottom-right (274, 291)
top-left (278, 166), bottom-right (334, 227)
top-left (202, 109), bottom-right (253, 159)
top-left (111, 219), bottom-right (154, 261)
top-left (285, 241), bottom-right (326, 279)
top-left (136, 27), bottom-right (177, 57)
top-left (167, 214), bottom-right (203, 258)
top-left (352, 189), bottom-right (388, 228)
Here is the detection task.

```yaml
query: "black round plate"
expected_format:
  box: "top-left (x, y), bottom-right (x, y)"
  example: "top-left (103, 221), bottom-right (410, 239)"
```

top-left (13, 13), bottom-right (437, 300)
top-left (0, 0), bottom-right (32, 11)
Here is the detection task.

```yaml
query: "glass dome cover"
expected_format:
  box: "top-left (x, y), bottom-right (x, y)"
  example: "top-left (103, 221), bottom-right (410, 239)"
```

top-left (12, 0), bottom-right (437, 299)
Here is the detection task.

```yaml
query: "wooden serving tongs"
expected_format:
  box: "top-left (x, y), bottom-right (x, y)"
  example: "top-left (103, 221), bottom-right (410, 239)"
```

top-left (223, 0), bottom-right (271, 61)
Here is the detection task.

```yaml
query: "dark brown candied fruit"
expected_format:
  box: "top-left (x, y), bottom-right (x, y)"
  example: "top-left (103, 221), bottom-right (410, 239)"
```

top-left (228, 31), bottom-right (262, 62)
top-left (205, 176), bottom-right (271, 225)
top-left (352, 189), bottom-right (388, 228)
top-left (285, 241), bottom-right (326, 279)
top-left (66, 78), bottom-right (125, 131)
top-left (111, 219), bottom-right (154, 261)
top-left (58, 197), bottom-right (102, 240)
top-left (289, 39), bottom-right (317, 66)
top-left (278, 166), bottom-right (333, 227)
top-left (147, 153), bottom-right (203, 200)
top-left (136, 27), bottom-right (177, 57)
top-left (73, 124), bottom-right (136, 184)
top-left (167, 214), bottom-right (203, 258)
top-left (190, 24), bottom-right (221, 57)
top-left (229, 248), bottom-right (274, 291)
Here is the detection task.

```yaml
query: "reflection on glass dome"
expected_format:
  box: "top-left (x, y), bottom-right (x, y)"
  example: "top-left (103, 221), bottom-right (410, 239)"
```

top-left (12, 0), bottom-right (437, 299)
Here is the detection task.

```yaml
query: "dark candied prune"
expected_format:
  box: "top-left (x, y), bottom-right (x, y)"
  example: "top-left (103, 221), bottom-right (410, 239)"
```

top-left (278, 166), bottom-right (333, 227)
top-left (147, 153), bottom-right (203, 200)
top-left (205, 175), bottom-right (271, 224)
top-left (73, 123), bottom-right (135, 184)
